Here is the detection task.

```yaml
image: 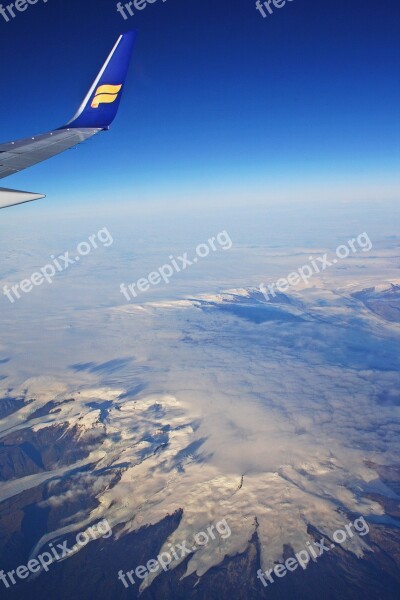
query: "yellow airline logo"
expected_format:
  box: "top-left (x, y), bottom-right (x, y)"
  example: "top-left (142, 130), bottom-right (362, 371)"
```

top-left (91, 84), bottom-right (122, 109)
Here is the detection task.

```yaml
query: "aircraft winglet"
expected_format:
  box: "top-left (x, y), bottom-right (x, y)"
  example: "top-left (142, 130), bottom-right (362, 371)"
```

top-left (65, 30), bottom-right (137, 129)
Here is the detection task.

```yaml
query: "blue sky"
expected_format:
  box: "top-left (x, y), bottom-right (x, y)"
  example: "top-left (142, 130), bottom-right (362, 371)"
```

top-left (0, 0), bottom-right (399, 209)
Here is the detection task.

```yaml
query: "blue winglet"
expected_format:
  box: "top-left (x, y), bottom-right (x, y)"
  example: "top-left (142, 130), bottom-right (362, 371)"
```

top-left (64, 31), bottom-right (137, 130)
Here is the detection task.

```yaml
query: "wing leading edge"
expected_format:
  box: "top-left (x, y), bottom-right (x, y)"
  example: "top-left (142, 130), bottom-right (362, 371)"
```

top-left (0, 30), bottom-right (136, 210)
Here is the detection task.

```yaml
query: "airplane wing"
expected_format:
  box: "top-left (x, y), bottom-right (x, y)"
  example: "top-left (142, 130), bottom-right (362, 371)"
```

top-left (0, 30), bottom-right (137, 210)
